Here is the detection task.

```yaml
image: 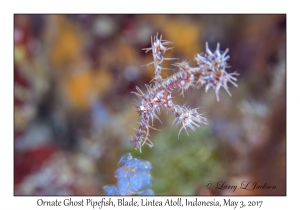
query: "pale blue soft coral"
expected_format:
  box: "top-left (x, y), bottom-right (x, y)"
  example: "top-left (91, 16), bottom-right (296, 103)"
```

top-left (103, 153), bottom-right (154, 195)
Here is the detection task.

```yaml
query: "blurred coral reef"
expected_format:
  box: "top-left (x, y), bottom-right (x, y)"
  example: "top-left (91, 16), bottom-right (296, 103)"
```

top-left (14, 14), bottom-right (286, 195)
